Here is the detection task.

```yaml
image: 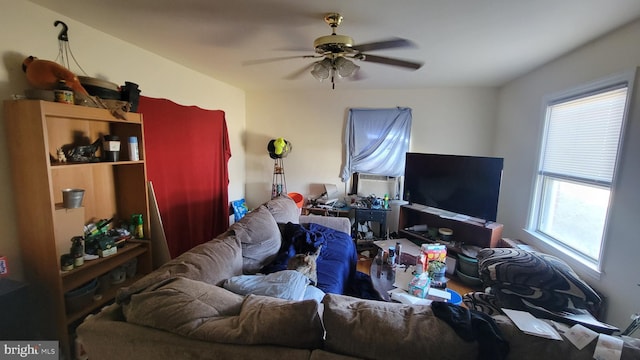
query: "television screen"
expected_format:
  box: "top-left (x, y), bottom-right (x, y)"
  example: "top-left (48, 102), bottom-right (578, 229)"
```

top-left (403, 153), bottom-right (504, 222)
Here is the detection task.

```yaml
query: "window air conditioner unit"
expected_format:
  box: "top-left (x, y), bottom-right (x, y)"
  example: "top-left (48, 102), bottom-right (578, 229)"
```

top-left (356, 173), bottom-right (401, 199)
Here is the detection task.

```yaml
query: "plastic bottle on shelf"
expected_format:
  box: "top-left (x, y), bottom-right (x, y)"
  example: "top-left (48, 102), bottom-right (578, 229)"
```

top-left (132, 214), bottom-right (144, 239)
top-left (128, 136), bottom-right (140, 161)
top-left (70, 236), bottom-right (84, 267)
top-left (415, 257), bottom-right (424, 274)
top-left (405, 224), bottom-right (428, 232)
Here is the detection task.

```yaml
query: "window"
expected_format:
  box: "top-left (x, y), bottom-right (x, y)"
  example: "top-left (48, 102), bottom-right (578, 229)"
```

top-left (529, 72), bottom-right (634, 270)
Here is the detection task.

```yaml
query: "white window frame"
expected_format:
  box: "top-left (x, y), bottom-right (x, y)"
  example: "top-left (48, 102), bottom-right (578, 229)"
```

top-left (527, 70), bottom-right (636, 274)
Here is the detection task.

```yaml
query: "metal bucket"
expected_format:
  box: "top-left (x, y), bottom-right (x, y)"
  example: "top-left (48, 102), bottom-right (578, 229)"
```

top-left (62, 189), bottom-right (85, 208)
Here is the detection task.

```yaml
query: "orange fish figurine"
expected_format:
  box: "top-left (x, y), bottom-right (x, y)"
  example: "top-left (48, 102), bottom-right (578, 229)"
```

top-left (22, 56), bottom-right (89, 95)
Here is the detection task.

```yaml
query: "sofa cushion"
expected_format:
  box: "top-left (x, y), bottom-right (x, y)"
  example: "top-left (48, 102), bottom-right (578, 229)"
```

top-left (477, 248), bottom-right (601, 312)
top-left (123, 277), bottom-right (244, 328)
top-left (265, 195), bottom-right (300, 224)
top-left (321, 294), bottom-right (477, 359)
top-left (116, 234), bottom-right (243, 303)
top-left (123, 277), bottom-right (323, 349)
top-left (237, 294), bottom-right (324, 349)
top-left (229, 205), bottom-right (281, 274)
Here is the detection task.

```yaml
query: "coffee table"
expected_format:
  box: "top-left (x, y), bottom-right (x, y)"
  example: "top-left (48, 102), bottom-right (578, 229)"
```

top-left (370, 259), bottom-right (463, 305)
top-left (369, 256), bottom-right (399, 302)
top-left (369, 239), bottom-right (465, 304)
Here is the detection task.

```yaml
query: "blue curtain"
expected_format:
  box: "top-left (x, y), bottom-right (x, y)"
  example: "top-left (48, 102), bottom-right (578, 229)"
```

top-left (341, 107), bottom-right (412, 182)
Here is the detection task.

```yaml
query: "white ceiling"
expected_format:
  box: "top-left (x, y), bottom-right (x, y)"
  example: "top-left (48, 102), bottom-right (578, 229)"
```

top-left (29, 0), bottom-right (640, 91)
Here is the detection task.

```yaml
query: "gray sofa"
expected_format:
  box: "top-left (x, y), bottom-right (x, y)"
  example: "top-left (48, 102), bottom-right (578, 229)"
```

top-left (77, 196), bottom-right (640, 360)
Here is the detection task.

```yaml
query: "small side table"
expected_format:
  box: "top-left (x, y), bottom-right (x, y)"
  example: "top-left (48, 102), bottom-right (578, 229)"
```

top-left (354, 208), bottom-right (389, 239)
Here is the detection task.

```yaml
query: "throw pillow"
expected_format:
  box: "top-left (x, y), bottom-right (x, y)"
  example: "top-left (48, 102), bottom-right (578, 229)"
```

top-left (237, 294), bottom-right (324, 349)
top-left (321, 294), bottom-right (477, 359)
top-left (229, 205), bottom-right (281, 274)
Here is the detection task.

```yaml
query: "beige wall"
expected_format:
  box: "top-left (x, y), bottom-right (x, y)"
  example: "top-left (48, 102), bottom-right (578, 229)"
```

top-left (496, 19), bottom-right (640, 329)
top-left (0, 1), bottom-right (246, 280)
top-left (5, 0), bottom-right (638, 336)
top-left (245, 88), bottom-right (498, 208)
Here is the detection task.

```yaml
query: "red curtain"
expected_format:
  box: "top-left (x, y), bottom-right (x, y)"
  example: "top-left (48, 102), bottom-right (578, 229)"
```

top-left (139, 96), bottom-right (231, 258)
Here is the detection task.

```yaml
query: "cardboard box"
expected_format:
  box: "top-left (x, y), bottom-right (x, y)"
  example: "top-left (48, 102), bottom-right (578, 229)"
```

top-left (408, 273), bottom-right (431, 298)
top-left (98, 247), bottom-right (117, 258)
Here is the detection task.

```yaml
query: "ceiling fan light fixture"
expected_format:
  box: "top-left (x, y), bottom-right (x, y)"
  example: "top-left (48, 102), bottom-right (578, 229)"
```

top-left (334, 57), bottom-right (359, 78)
top-left (311, 58), bottom-right (332, 80)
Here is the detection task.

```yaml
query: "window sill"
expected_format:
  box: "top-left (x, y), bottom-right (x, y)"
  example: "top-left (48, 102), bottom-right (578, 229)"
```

top-left (522, 228), bottom-right (603, 281)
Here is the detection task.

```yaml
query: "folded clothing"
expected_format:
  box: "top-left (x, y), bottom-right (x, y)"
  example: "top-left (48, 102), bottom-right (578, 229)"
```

top-left (223, 270), bottom-right (309, 301)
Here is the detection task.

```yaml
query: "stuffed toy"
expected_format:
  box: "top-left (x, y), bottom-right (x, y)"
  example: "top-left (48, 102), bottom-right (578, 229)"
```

top-left (22, 56), bottom-right (89, 95)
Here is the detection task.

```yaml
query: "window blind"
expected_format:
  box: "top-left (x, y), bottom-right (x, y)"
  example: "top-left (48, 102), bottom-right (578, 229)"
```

top-left (541, 86), bottom-right (628, 185)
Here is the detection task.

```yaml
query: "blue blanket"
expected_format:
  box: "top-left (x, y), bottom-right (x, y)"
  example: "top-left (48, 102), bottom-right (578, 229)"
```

top-left (262, 222), bottom-right (357, 295)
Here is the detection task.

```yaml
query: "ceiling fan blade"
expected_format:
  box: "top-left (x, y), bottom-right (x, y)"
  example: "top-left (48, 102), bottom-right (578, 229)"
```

top-left (242, 55), bottom-right (318, 66)
top-left (360, 54), bottom-right (423, 70)
top-left (352, 38), bottom-right (416, 52)
top-left (284, 62), bottom-right (317, 80)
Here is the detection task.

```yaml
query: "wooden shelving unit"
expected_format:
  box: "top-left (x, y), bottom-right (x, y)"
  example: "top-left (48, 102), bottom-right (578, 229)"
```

top-left (3, 100), bottom-right (153, 359)
top-left (397, 204), bottom-right (503, 255)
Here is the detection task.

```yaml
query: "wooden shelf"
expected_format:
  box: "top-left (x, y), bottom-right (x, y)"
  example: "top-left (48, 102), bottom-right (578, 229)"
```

top-left (3, 100), bottom-right (152, 360)
top-left (61, 242), bottom-right (148, 292)
top-left (398, 204), bottom-right (503, 250)
top-left (51, 160), bottom-right (145, 168)
top-left (65, 273), bottom-right (145, 325)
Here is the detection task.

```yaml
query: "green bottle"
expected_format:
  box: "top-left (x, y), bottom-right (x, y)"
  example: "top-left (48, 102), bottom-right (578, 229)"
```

top-left (132, 214), bottom-right (144, 239)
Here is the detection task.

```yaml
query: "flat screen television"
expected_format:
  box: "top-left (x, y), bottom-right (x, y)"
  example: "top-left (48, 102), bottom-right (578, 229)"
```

top-left (403, 153), bottom-right (504, 222)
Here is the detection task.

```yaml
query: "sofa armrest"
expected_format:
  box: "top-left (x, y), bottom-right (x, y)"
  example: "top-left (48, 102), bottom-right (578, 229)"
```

top-left (299, 215), bottom-right (351, 235)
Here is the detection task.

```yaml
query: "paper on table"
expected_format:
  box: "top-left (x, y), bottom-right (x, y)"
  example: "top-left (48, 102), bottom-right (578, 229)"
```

top-left (389, 288), bottom-right (432, 305)
top-left (374, 239), bottom-right (422, 257)
top-left (565, 324), bottom-right (598, 350)
top-left (502, 308), bottom-right (563, 340)
top-left (593, 333), bottom-right (623, 360)
top-left (521, 299), bottom-right (619, 334)
top-left (393, 267), bottom-right (414, 291)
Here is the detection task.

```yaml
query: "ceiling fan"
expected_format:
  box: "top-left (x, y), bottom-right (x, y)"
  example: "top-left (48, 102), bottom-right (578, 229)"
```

top-left (245, 13), bottom-right (424, 88)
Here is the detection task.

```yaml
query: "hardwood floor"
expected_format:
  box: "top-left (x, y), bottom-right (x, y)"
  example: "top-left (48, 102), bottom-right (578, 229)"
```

top-left (356, 257), bottom-right (373, 274)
